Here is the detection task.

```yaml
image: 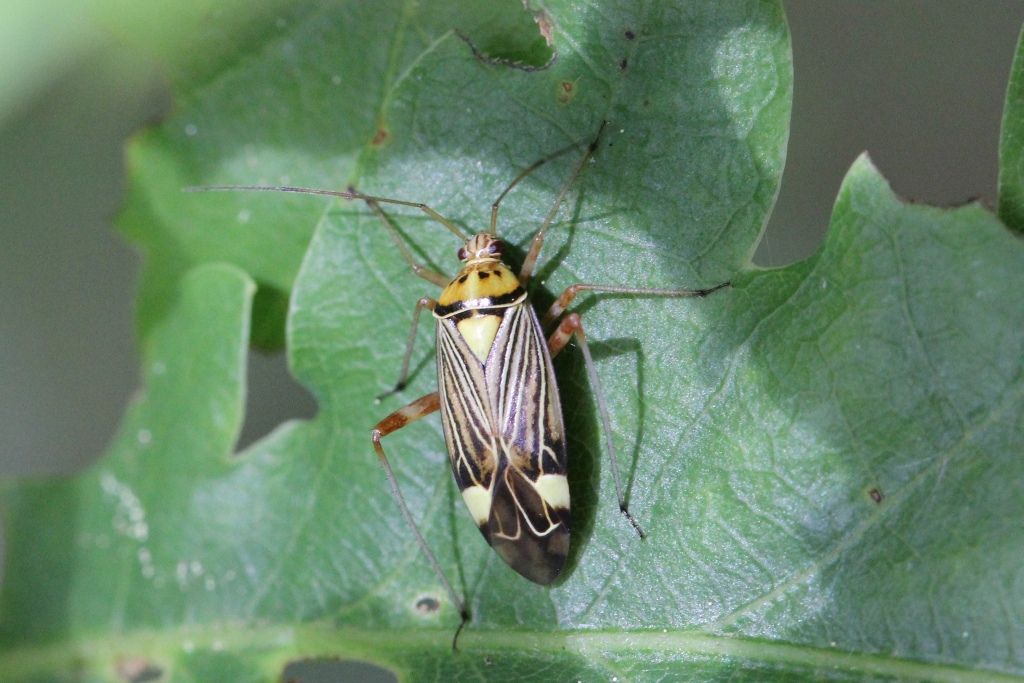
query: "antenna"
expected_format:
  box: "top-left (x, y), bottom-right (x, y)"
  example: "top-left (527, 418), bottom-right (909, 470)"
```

top-left (183, 184), bottom-right (468, 241)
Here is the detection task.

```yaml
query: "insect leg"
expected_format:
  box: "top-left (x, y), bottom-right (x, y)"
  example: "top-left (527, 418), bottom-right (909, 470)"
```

top-left (371, 392), bottom-right (469, 647)
top-left (547, 312), bottom-right (646, 539)
top-left (365, 200), bottom-right (449, 287)
top-left (518, 121), bottom-right (608, 285)
top-left (184, 184), bottom-right (469, 241)
top-left (541, 281), bottom-right (730, 328)
top-left (542, 281), bottom-right (729, 538)
top-left (376, 297), bottom-right (437, 402)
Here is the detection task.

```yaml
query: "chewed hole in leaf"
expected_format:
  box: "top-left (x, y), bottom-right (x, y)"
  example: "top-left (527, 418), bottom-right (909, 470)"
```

top-left (249, 284), bottom-right (289, 351)
top-left (455, 0), bottom-right (554, 69)
top-left (237, 351), bottom-right (317, 451)
top-left (282, 659), bottom-right (397, 683)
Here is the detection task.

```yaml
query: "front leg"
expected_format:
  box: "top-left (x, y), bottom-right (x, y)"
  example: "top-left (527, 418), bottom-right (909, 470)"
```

top-left (376, 297), bottom-right (437, 402)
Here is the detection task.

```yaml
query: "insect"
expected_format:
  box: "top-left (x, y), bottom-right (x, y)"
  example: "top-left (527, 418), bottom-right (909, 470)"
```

top-left (188, 123), bottom-right (728, 644)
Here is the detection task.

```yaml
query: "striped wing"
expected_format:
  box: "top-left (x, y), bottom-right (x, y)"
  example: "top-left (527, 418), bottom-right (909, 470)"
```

top-left (436, 315), bottom-right (498, 505)
top-left (436, 303), bottom-right (571, 585)
top-left (486, 303), bottom-right (568, 479)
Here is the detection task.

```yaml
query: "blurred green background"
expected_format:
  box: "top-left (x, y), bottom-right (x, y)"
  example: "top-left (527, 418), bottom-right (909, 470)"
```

top-left (2, 1), bottom-right (1023, 478)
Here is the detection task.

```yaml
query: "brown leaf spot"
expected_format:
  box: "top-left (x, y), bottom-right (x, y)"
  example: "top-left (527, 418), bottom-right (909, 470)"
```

top-left (557, 79), bottom-right (577, 105)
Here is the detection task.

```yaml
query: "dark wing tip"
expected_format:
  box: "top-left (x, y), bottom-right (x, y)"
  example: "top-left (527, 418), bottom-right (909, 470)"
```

top-left (483, 466), bottom-right (571, 585)
top-left (491, 525), bottom-right (569, 585)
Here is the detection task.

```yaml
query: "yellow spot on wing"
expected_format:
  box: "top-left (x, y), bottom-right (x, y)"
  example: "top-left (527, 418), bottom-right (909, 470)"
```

top-left (533, 474), bottom-right (570, 510)
top-left (461, 485), bottom-right (492, 525)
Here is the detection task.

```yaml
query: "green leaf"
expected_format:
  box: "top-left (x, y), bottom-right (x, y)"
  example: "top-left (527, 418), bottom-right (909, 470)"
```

top-left (1000, 25), bottom-right (1024, 232)
top-left (4, 1), bottom-right (1024, 682)
top-left (0, 263), bottom-right (256, 670)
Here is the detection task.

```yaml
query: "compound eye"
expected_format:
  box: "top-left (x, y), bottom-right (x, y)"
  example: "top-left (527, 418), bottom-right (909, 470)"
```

top-left (457, 246), bottom-right (468, 261)
top-left (489, 241), bottom-right (505, 256)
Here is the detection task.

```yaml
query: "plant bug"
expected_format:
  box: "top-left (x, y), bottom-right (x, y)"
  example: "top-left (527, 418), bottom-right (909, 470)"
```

top-left (187, 123), bottom-right (729, 645)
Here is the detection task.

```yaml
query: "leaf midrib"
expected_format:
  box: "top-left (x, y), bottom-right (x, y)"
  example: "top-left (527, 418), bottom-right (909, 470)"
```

top-left (1, 624), bottom-right (1018, 682)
